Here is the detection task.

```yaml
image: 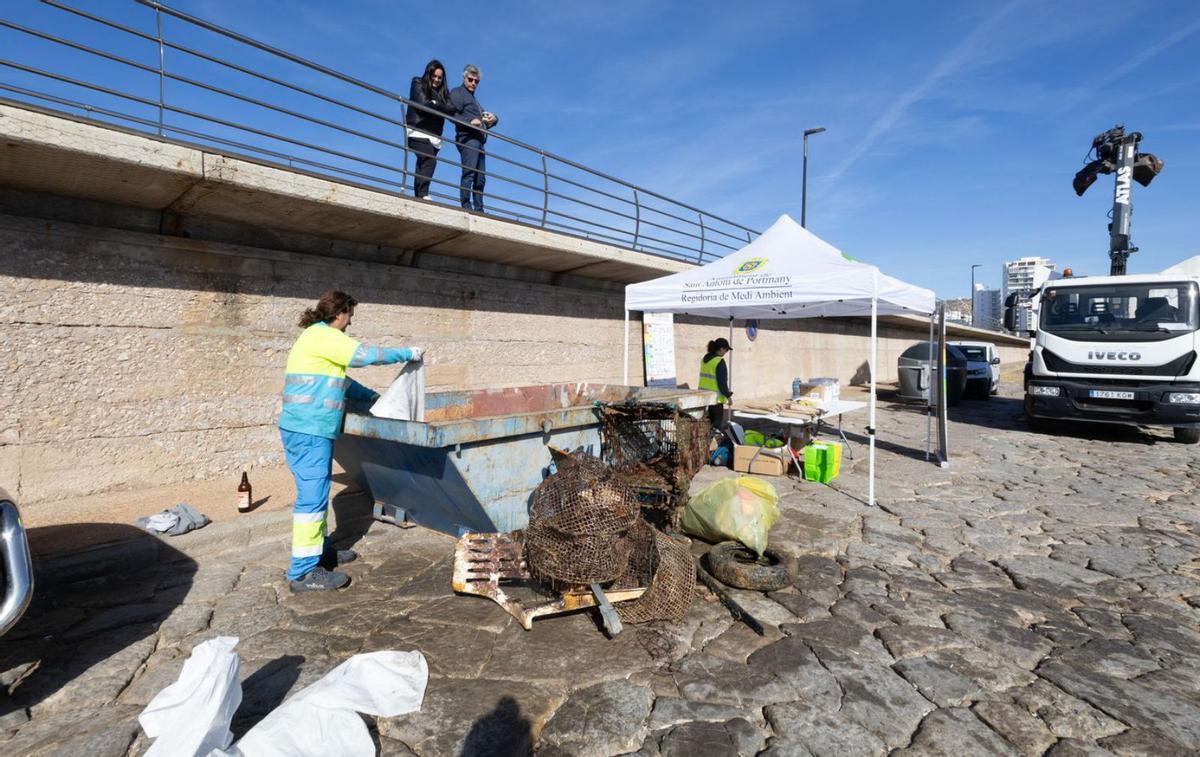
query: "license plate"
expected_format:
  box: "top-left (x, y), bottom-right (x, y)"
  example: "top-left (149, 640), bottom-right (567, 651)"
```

top-left (1089, 390), bottom-right (1135, 400)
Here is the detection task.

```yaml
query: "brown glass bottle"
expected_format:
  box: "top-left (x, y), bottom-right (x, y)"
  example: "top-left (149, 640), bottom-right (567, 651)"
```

top-left (237, 472), bottom-right (252, 512)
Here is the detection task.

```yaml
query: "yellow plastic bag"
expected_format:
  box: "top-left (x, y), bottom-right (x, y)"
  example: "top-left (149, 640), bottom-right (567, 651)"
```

top-left (681, 475), bottom-right (779, 556)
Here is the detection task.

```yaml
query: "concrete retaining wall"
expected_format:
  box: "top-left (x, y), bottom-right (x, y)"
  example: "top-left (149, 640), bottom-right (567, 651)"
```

top-left (0, 211), bottom-right (641, 511)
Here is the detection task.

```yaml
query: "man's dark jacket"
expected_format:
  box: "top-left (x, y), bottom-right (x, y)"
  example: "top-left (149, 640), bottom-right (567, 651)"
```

top-left (449, 85), bottom-right (488, 144)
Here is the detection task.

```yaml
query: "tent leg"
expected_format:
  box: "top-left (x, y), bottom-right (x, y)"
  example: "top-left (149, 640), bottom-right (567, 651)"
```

top-left (925, 312), bottom-right (933, 461)
top-left (869, 272), bottom-right (878, 508)
top-left (623, 310), bottom-right (630, 385)
top-left (727, 316), bottom-right (734, 394)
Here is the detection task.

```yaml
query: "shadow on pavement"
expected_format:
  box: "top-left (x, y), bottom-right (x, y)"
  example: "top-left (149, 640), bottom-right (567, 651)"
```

top-left (838, 427), bottom-right (931, 462)
top-left (949, 395), bottom-right (1165, 445)
top-left (0, 523), bottom-right (196, 717)
top-left (231, 654), bottom-right (305, 739)
top-left (328, 490), bottom-right (374, 551)
top-left (460, 696), bottom-right (533, 756)
top-left (246, 495), bottom-right (272, 513)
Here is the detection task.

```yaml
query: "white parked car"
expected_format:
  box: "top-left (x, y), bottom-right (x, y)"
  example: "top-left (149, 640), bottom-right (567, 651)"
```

top-left (950, 341), bottom-right (1000, 398)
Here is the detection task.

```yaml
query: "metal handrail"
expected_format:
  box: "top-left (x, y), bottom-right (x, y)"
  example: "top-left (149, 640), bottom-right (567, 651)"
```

top-left (0, 0), bottom-right (759, 264)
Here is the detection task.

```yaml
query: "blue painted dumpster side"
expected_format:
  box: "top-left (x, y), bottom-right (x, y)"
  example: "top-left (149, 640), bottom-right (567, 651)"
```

top-left (333, 383), bottom-right (715, 537)
top-left (334, 425), bottom-right (599, 535)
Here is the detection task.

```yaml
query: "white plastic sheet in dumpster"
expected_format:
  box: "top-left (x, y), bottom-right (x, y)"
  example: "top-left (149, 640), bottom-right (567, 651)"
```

top-left (371, 361), bottom-right (425, 421)
top-left (231, 650), bottom-right (429, 757)
top-left (139, 636), bottom-right (242, 756)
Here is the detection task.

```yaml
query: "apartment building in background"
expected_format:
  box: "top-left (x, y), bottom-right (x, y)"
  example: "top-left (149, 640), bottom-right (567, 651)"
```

top-left (1002, 256), bottom-right (1059, 332)
top-left (972, 283), bottom-right (1002, 330)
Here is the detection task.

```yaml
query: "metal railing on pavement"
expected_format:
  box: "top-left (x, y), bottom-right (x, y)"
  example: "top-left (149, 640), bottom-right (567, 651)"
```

top-left (0, 0), bottom-right (759, 264)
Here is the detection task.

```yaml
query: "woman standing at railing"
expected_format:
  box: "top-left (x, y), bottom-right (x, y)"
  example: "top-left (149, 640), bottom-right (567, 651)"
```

top-left (406, 59), bottom-right (454, 199)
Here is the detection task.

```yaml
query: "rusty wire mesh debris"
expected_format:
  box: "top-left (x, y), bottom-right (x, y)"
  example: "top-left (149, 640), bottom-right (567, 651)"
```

top-left (597, 403), bottom-right (711, 527)
top-left (613, 520), bottom-right (697, 624)
top-left (453, 532), bottom-right (647, 630)
top-left (524, 461), bottom-right (639, 585)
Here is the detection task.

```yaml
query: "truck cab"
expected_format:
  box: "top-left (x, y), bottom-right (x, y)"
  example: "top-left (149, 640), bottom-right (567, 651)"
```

top-left (1015, 274), bottom-right (1200, 443)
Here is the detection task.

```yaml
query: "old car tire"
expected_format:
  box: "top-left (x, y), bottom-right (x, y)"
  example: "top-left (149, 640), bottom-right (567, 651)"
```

top-left (1025, 412), bottom-right (1050, 433)
top-left (705, 541), bottom-right (796, 592)
top-left (1174, 427), bottom-right (1200, 444)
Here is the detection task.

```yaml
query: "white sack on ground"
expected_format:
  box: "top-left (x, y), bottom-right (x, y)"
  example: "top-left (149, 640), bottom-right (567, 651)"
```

top-left (370, 361), bottom-right (425, 421)
top-left (138, 636), bottom-right (242, 757)
top-left (230, 650), bottom-right (429, 757)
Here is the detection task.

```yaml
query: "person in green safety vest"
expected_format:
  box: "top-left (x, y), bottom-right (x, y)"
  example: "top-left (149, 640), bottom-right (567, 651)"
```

top-left (698, 337), bottom-right (733, 427)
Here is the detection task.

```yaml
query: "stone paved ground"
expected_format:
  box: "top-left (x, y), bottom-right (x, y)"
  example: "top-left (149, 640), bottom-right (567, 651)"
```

top-left (3, 380), bottom-right (1200, 756)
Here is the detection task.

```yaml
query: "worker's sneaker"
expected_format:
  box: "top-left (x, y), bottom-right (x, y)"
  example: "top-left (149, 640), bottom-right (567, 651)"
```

top-left (288, 567), bottom-right (349, 593)
top-left (319, 547), bottom-right (357, 570)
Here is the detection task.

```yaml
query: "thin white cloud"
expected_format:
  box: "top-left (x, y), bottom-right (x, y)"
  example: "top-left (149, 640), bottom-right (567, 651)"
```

top-left (1059, 15), bottom-right (1200, 112)
top-left (824, 2), bottom-right (1026, 183)
top-left (1092, 17), bottom-right (1200, 90)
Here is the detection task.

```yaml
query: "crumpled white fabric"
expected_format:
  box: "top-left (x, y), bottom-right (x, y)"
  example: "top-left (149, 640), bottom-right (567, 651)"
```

top-left (138, 639), bottom-right (429, 757)
top-left (370, 361), bottom-right (425, 422)
top-left (139, 636), bottom-right (242, 757)
top-left (144, 511), bottom-right (179, 532)
top-left (228, 651), bottom-right (429, 757)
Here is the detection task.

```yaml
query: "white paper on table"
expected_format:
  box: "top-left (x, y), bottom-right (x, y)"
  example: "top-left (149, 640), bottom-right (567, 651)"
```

top-left (369, 360), bottom-right (425, 422)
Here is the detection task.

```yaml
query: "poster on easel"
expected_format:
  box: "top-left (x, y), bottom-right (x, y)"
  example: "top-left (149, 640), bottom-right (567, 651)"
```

top-left (936, 302), bottom-right (950, 467)
top-left (642, 312), bottom-right (677, 387)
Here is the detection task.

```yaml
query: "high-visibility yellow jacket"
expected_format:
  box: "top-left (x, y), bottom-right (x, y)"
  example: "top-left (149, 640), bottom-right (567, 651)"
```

top-left (699, 354), bottom-right (729, 404)
top-left (278, 322), bottom-right (415, 439)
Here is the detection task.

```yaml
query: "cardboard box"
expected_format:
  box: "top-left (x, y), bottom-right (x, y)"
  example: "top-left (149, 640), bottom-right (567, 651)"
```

top-left (732, 443), bottom-right (788, 476)
top-left (808, 377), bottom-right (840, 405)
top-left (791, 383), bottom-right (823, 403)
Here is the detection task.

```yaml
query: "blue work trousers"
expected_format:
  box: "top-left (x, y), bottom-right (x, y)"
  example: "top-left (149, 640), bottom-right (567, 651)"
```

top-left (281, 428), bottom-right (334, 580)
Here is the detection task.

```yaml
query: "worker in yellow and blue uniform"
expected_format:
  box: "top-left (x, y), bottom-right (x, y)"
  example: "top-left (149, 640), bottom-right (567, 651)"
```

top-left (279, 290), bottom-right (423, 592)
top-left (698, 337), bottom-right (733, 428)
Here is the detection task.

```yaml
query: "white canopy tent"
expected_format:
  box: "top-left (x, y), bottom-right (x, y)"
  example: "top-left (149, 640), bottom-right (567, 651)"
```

top-left (623, 214), bottom-right (936, 506)
top-left (1162, 255), bottom-right (1200, 278)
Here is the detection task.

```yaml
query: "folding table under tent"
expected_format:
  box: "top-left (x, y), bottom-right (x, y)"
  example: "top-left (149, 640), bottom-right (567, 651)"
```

top-left (622, 214), bottom-right (937, 507)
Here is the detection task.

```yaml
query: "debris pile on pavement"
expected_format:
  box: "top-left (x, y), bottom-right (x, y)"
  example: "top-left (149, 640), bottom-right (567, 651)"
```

top-left (611, 520), bottom-right (696, 623)
top-left (525, 459), bottom-right (638, 585)
top-left (519, 451), bottom-right (699, 630)
top-left (455, 401), bottom-right (797, 636)
top-left (596, 401), bottom-right (711, 528)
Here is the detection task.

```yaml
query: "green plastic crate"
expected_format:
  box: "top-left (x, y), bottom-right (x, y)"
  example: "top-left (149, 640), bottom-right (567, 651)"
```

top-left (802, 442), bottom-right (842, 483)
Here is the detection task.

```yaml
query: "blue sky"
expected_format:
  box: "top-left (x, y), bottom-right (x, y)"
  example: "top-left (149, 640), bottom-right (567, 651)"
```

top-left (3, 0), bottom-right (1199, 297)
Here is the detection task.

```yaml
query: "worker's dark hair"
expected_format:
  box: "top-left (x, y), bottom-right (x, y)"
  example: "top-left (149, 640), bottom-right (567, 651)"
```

top-left (707, 337), bottom-right (732, 353)
top-left (420, 59), bottom-right (449, 100)
top-left (299, 290), bottom-right (357, 328)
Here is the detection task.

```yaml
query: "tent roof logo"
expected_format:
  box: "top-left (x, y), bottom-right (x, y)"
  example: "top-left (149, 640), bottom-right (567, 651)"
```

top-left (734, 257), bottom-right (768, 275)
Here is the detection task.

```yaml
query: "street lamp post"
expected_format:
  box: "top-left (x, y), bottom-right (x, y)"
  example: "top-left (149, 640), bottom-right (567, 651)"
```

top-left (970, 263), bottom-right (982, 327)
top-left (802, 126), bottom-right (826, 228)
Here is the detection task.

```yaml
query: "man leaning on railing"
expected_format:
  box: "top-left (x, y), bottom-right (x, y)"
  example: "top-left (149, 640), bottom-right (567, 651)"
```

top-left (449, 64), bottom-right (499, 213)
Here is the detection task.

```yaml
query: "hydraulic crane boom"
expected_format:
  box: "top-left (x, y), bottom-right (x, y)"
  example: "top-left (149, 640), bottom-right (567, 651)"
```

top-left (1071, 125), bottom-right (1163, 276)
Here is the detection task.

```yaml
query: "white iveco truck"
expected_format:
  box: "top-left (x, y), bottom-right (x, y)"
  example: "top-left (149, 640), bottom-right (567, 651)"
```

top-left (1012, 124), bottom-right (1200, 443)
top-left (1018, 273), bottom-right (1200, 443)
